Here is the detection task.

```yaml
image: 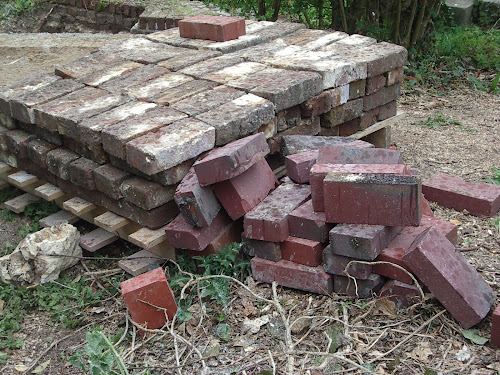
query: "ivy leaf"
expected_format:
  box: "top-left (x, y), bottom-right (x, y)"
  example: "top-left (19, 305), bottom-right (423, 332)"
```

top-left (461, 329), bottom-right (488, 345)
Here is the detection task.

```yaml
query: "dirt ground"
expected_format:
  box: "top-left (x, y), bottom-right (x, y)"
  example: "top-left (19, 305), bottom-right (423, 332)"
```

top-left (0, 23), bottom-right (499, 375)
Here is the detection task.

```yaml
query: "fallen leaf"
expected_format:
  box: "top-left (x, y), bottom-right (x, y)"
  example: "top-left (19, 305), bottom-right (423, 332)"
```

top-left (409, 341), bottom-right (433, 362)
top-left (455, 344), bottom-right (471, 362)
top-left (15, 364), bottom-right (29, 372)
top-left (373, 299), bottom-right (397, 315)
top-left (32, 360), bottom-right (51, 373)
top-left (461, 329), bottom-right (489, 345)
top-left (242, 315), bottom-right (270, 335)
top-left (291, 317), bottom-right (311, 335)
top-left (450, 220), bottom-right (462, 225)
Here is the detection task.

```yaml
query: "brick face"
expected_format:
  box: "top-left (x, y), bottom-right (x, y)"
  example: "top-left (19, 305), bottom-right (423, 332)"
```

top-left (179, 15), bottom-right (246, 42)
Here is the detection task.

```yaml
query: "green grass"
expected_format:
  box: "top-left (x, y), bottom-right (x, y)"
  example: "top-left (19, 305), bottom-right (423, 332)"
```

top-left (486, 168), bottom-right (500, 185)
top-left (413, 111), bottom-right (463, 129)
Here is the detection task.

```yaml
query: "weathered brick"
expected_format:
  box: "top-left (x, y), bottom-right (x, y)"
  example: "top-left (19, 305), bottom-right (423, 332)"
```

top-left (174, 167), bottom-right (221, 228)
top-left (244, 183), bottom-right (311, 242)
top-left (349, 80), bottom-right (366, 100)
top-left (150, 79), bottom-right (219, 106)
top-left (386, 67), bottom-right (405, 86)
top-left (196, 93), bottom-right (275, 146)
top-left (338, 118), bottom-right (360, 136)
top-left (373, 215), bottom-right (458, 284)
top-left (378, 101), bottom-right (397, 121)
top-left (324, 173), bottom-right (421, 226)
top-left (102, 107), bottom-right (187, 160)
top-left (179, 15), bottom-right (246, 42)
top-left (34, 87), bottom-right (130, 134)
top-left (492, 305), bottom-right (500, 348)
top-left (322, 245), bottom-right (373, 279)
top-left (103, 38), bottom-right (186, 64)
top-left (251, 257), bottom-right (333, 295)
top-left (179, 54), bottom-right (244, 79)
top-left (300, 85), bottom-right (349, 118)
top-left (126, 118), bottom-right (215, 175)
top-left (78, 101), bottom-right (157, 164)
top-left (402, 226), bottom-right (496, 328)
top-left (285, 150), bottom-right (318, 183)
top-left (288, 200), bottom-right (333, 243)
top-left (46, 148), bottom-right (80, 180)
top-left (329, 224), bottom-right (401, 261)
top-left (78, 61), bottom-right (144, 87)
top-left (363, 83), bottom-right (401, 111)
top-left (277, 106), bottom-right (302, 131)
top-left (10, 79), bottom-right (84, 124)
top-left (120, 177), bottom-right (175, 210)
top-left (0, 113), bottom-right (16, 130)
top-left (0, 126), bottom-right (9, 151)
top-left (359, 108), bottom-right (379, 130)
top-left (379, 280), bottom-right (421, 308)
top-left (212, 158), bottom-right (278, 220)
top-left (281, 135), bottom-right (372, 156)
top-left (100, 64), bottom-right (170, 94)
top-left (310, 163), bottom-right (408, 212)
top-left (25, 138), bottom-right (58, 169)
top-left (186, 220), bottom-right (242, 261)
top-left (121, 267), bottom-right (177, 328)
top-left (94, 164), bottom-right (131, 199)
top-left (366, 74), bottom-right (387, 95)
top-left (334, 273), bottom-right (384, 298)
top-left (69, 157), bottom-right (100, 190)
top-left (281, 236), bottom-right (324, 267)
top-left (5, 129), bottom-right (30, 159)
top-left (157, 49), bottom-right (221, 72)
top-left (0, 73), bottom-right (61, 115)
top-left (55, 51), bottom-right (124, 79)
top-left (422, 172), bottom-right (500, 217)
top-left (244, 238), bottom-right (282, 261)
top-left (351, 42), bottom-right (408, 78)
top-left (172, 85), bottom-right (245, 117)
top-left (316, 146), bottom-right (403, 165)
top-left (273, 116), bottom-right (321, 141)
top-left (202, 62), bottom-right (267, 84)
top-left (125, 73), bottom-right (194, 101)
top-left (322, 98), bottom-right (363, 128)
top-left (165, 210), bottom-right (231, 251)
top-left (193, 132), bottom-right (269, 186)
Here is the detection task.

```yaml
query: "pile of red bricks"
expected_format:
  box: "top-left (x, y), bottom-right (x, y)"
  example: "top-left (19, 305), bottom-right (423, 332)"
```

top-left (0, 16), bottom-right (406, 232)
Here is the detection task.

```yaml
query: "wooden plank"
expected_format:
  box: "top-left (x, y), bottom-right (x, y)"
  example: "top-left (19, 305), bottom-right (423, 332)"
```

top-left (94, 211), bottom-right (129, 233)
top-left (362, 126), bottom-right (391, 148)
top-left (34, 183), bottom-right (65, 201)
top-left (0, 161), bottom-right (12, 174)
top-left (146, 241), bottom-right (175, 260)
top-left (118, 249), bottom-right (163, 276)
top-left (7, 171), bottom-right (38, 188)
top-left (4, 193), bottom-right (40, 213)
top-left (353, 111), bottom-right (404, 140)
top-left (128, 226), bottom-right (168, 249)
top-left (63, 197), bottom-right (96, 216)
top-left (40, 210), bottom-right (80, 228)
top-left (80, 228), bottom-right (118, 252)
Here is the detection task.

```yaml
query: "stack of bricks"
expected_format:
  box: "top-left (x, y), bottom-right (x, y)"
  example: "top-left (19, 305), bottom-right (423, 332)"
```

top-left (246, 135), bottom-right (496, 329)
top-left (0, 16), bottom-right (407, 231)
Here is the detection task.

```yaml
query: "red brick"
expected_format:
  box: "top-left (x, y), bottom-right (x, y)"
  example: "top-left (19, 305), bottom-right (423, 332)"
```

top-left (300, 85), bottom-right (349, 117)
top-left (323, 245), bottom-right (373, 279)
top-left (334, 274), bottom-right (384, 299)
top-left (120, 177), bottom-right (175, 210)
top-left (373, 215), bottom-right (458, 284)
top-left (179, 15), bottom-right (246, 42)
top-left (422, 194), bottom-right (434, 217)
top-left (212, 158), bottom-right (277, 220)
top-left (366, 74), bottom-right (387, 95)
top-left (316, 146), bottom-right (403, 165)
top-left (94, 164), bottom-right (131, 200)
top-left (363, 83), bottom-right (400, 111)
top-left (242, 238), bottom-right (282, 261)
top-left (386, 67), bottom-right (404, 86)
top-left (281, 135), bottom-right (372, 156)
top-left (359, 108), bottom-right (379, 130)
top-left (244, 183), bottom-right (311, 242)
top-left (329, 224), bottom-right (401, 261)
top-left (377, 101), bottom-right (397, 121)
top-left (422, 172), bottom-right (500, 217)
top-left (379, 280), bottom-right (421, 308)
top-left (5, 130), bottom-right (30, 159)
top-left (281, 236), bottom-right (324, 267)
top-left (324, 173), bottom-right (421, 226)
top-left (491, 305), bottom-right (500, 348)
top-left (187, 220), bottom-right (242, 258)
top-left (121, 268), bottom-right (177, 329)
top-left (251, 257), bottom-right (333, 295)
top-left (165, 210), bottom-right (231, 251)
top-left (193, 132), bottom-right (269, 186)
top-left (310, 163), bottom-right (408, 212)
top-left (338, 118), bottom-right (360, 136)
top-left (402, 226), bottom-right (496, 328)
top-left (288, 200), bottom-right (333, 243)
top-left (285, 150), bottom-right (318, 184)
top-left (174, 167), bottom-right (221, 228)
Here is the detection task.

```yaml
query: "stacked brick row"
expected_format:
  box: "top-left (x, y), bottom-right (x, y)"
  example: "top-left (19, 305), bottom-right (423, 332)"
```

top-left (0, 18), bottom-right (407, 231)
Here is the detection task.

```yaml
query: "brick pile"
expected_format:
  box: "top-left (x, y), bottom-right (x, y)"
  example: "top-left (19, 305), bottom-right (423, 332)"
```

top-left (0, 16), bottom-right (407, 231)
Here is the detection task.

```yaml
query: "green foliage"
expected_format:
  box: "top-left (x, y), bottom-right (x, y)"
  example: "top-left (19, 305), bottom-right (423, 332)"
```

top-left (469, 72), bottom-right (500, 94)
top-left (0, 275), bottom-right (118, 351)
top-left (0, 209), bottom-right (17, 221)
top-left (193, 242), bottom-right (250, 281)
top-left (473, 0), bottom-right (500, 28)
top-left (486, 168), bottom-right (500, 185)
top-left (0, 0), bottom-right (37, 19)
top-left (214, 322), bottom-right (232, 342)
top-left (0, 186), bottom-right (20, 203)
top-left (24, 199), bottom-right (59, 223)
top-left (413, 111), bottom-right (463, 129)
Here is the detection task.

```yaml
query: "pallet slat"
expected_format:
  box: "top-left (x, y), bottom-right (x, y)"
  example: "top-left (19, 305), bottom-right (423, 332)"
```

top-left (7, 171), bottom-right (38, 188)
top-left (0, 161), bottom-right (12, 174)
top-left (118, 249), bottom-right (163, 276)
top-left (34, 183), bottom-right (65, 201)
top-left (128, 226), bottom-right (168, 249)
top-left (63, 197), bottom-right (96, 216)
top-left (94, 211), bottom-right (129, 233)
top-left (40, 210), bottom-right (80, 228)
top-left (80, 228), bottom-right (118, 252)
top-left (4, 193), bottom-right (40, 213)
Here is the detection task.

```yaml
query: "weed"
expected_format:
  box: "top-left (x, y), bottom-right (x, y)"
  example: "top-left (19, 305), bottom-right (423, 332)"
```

top-left (0, 186), bottom-right (20, 203)
top-left (486, 168), bottom-right (500, 185)
top-left (469, 72), bottom-right (500, 94)
top-left (413, 111), bottom-right (463, 129)
top-left (2, 242), bottom-right (16, 256)
top-left (0, 209), bottom-right (17, 221)
top-left (0, 0), bottom-right (38, 19)
top-left (24, 199), bottom-right (59, 222)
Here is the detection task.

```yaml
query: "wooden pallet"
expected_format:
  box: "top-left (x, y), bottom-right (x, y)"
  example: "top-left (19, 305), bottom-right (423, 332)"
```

top-left (353, 111), bottom-right (405, 148)
top-left (0, 162), bottom-right (176, 275)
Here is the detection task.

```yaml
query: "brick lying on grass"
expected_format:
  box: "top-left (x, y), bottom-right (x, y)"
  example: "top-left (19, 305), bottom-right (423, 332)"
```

top-left (212, 158), bottom-right (278, 220)
top-left (310, 163), bottom-right (409, 212)
top-left (251, 257), bottom-right (333, 295)
top-left (422, 172), bottom-right (500, 217)
top-left (324, 173), bottom-right (421, 226)
top-left (121, 267), bottom-right (177, 329)
top-left (193, 132), bottom-right (269, 186)
top-left (244, 182), bottom-right (311, 242)
top-left (402, 226), bottom-right (496, 329)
